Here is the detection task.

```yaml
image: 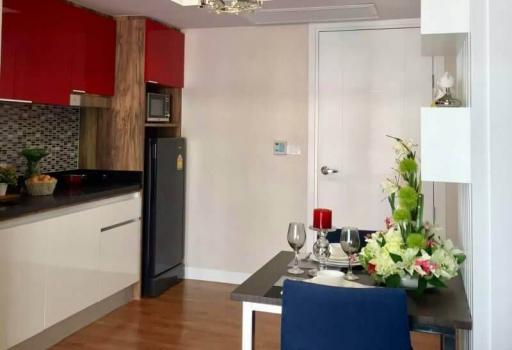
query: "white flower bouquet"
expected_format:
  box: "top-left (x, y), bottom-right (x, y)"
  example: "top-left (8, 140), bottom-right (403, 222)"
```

top-left (359, 136), bottom-right (466, 294)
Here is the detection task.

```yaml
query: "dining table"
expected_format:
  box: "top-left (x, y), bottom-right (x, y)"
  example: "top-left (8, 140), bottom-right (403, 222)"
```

top-left (231, 251), bottom-right (472, 350)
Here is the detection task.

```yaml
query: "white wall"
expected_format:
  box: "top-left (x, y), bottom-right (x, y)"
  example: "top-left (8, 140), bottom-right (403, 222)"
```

top-left (470, 0), bottom-right (512, 348)
top-left (487, 0), bottom-right (512, 348)
top-left (182, 25), bottom-right (309, 281)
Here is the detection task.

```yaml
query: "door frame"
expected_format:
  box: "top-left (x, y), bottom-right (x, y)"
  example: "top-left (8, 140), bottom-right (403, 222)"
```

top-left (306, 19), bottom-right (421, 246)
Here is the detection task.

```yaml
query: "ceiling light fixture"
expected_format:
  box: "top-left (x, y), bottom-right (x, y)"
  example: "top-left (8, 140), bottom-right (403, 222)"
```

top-left (199, 0), bottom-right (266, 15)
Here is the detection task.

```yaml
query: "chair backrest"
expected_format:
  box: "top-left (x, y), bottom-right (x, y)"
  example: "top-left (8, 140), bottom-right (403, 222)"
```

top-left (281, 280), bottom-right (411, 350)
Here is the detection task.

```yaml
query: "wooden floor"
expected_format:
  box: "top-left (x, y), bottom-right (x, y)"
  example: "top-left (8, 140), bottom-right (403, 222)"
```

top-left (52, 280), bottom-right (440, 350)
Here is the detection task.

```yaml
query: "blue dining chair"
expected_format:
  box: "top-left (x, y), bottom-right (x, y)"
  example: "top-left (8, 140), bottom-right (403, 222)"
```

top-left (281, 280), bottom-right (411, 350)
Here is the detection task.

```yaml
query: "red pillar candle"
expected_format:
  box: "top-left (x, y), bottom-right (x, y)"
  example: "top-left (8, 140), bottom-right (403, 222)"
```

top-left (313, 208), bottom-right (332, 229)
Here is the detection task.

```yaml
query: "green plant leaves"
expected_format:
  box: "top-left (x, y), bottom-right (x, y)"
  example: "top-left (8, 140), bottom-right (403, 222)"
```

top-left (389, 253), bottom-right (403, 263)
top-left (416, 277), bottom-right (427, 296)
top-left (385, 274), bottom-right (401, 288)
top-left (428, 276), bottom-right (446, 288)
top-left (455, 254), bottom-right (466, 264)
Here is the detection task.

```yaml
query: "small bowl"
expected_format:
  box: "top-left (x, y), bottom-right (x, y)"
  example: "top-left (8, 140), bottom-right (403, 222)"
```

top-left (62, 174), bottom-right (86, 188)
top-left (25, 179), bottom-right (57, 196)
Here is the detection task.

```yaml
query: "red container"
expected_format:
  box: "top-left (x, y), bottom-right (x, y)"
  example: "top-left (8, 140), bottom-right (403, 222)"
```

top-left (313, 208), bottom-right (332, 229)
top-left (62, 174), bottom-right (86, 188)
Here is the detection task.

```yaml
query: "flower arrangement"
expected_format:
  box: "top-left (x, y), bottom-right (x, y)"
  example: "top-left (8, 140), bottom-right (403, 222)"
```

top-left (359, 136), bottom-right (466, 294)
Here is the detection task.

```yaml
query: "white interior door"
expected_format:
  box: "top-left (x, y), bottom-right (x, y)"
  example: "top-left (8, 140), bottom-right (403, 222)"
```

top-left (316, 27), bottom-right (433, 231)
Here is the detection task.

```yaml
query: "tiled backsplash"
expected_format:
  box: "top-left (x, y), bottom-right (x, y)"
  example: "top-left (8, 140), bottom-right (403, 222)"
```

top-left (0, 103), bottom-right (80, 175)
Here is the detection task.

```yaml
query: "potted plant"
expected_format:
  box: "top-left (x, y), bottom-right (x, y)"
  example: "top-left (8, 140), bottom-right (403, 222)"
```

top-left (359, 136), bottom-right (466, 295)
top-left (0, 165), bottom-right (17, 196)
top-left (19, 148), bottom-right (49, 178)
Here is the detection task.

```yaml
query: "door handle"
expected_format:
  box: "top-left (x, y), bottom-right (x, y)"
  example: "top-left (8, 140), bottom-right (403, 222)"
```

top-left (321, 166), bottom-right (339, 175)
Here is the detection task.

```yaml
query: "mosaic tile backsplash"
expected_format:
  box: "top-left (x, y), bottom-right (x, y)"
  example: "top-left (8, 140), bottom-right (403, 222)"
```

top-left (0, 103), bottom-right (79, 175)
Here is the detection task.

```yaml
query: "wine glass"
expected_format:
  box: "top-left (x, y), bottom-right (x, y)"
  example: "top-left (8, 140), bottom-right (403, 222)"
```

top-left (340, 227), bottom-right (360, 281)
top-left (287, 223), bottom-right (307, 275)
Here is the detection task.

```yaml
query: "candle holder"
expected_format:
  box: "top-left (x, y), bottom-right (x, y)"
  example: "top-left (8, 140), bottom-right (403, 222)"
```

top-left (308, 226), bottom-right (337, 277)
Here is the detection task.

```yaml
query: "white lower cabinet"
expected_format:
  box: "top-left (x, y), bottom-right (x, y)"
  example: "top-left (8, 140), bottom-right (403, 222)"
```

top-left (99, 220), bottom-right (141, 298)
top-left (44, 208), bottom-right (102, 328)
top-left (0, 193), bottom-right (141, 348)
top-left (0, 220), bottom-right (49, 348)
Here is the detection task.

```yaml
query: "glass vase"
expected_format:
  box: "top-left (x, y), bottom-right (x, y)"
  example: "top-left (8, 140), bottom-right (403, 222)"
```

top-left (312, 230), bottom-right (331, 270)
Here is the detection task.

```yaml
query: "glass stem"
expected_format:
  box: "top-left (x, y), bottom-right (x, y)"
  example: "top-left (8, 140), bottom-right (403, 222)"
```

top-left (348, 255), bottom-right (353, 276)
top-left (294, 250), bottom-right (299, 268)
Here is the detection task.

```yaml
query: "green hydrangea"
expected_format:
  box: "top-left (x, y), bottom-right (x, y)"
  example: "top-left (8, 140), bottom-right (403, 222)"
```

top-left (393, 208), bottom-right (411, 222)
top-left (398, 186), bottom-right (419, 210)
top-left (399, 158), bottom-right (418, 174)
top-left (406, 233), bottom-right (426, 249)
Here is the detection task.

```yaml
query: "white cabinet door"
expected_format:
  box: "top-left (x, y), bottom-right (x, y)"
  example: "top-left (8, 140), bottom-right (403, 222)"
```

top-left (0, 220), bottom-right (49, 348)
top-left (44, 208), bottom-right (101, 328)
top-left (99, 220), bottom-right (141, 298)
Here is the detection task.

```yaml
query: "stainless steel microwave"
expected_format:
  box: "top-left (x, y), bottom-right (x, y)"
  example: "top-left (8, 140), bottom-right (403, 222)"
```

top-left (147, 93), bottom-right (171, 122)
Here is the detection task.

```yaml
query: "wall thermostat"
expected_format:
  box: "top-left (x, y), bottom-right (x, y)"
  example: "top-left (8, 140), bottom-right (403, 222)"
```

top-left (274, 141), bottom-right (287, 155)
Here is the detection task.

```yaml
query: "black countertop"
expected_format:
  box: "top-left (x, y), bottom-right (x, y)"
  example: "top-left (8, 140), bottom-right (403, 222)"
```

top-left (0, 170), bottom-right (142, 223)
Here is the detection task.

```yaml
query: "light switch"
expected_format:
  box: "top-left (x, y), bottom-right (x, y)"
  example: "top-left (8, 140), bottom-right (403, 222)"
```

top-left (274, 141), bottom-right (287, 155)
top-left (286, 144), bottom-right (301, 155)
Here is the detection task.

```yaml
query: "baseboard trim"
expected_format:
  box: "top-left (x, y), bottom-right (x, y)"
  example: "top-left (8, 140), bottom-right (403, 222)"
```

top-left (184, 267), bottom-right (250, 285)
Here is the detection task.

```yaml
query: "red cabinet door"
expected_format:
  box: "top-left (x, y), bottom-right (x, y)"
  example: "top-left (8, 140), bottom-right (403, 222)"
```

top-left (145, 19), bottom-right (184, 88)
top-left (6, 0), bottom-right (74, 105)
top-left (70, 7), bottom-right (116, 96)
top-left (0, 1), bottom-right (19, 100)
top-left (1, 0), bottom-right (116, 105)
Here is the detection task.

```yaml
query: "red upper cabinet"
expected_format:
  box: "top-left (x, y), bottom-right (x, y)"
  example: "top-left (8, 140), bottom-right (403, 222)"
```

top-left (0, 0), bottom-right (116, 105)
top-left (145, 19), bottom-right (184, 88)
top-left (0, 2), bottom-right (18, 99)
top-left (10, 0), bottom-right (75, 105)
top-left (70, 7), bottom-right (116, 96)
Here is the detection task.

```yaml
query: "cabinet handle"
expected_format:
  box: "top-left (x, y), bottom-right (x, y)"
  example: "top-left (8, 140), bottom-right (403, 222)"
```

top-left (101, 218), bottom-right (140, 232)
top-left (0, 98), bottom-right (33, 104)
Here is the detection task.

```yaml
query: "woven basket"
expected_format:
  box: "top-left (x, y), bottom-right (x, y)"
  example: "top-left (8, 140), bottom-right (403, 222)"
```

top-left (25, 179), bottom-right (57, 196)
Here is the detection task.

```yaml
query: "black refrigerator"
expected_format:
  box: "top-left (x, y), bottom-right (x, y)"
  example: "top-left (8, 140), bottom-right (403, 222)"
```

top-left (143, 137), bottom-right (186, 297)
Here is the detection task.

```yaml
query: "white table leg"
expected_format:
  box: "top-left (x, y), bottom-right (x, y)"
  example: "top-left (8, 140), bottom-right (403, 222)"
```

top-left (241, 302), bottom-right (282, 350)
top-left (242, 302), bottom-right (255, 350)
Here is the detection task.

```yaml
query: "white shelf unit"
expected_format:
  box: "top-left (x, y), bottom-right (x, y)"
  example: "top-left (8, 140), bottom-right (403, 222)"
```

top-left (421, 0), bottom-right (469, 56)
top-left (421, 107), bottom-right (471, 183)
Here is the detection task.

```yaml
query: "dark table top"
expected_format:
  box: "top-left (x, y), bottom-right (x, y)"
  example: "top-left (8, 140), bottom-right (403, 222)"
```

top-left (0, 170), bottom-right (142, 223)
top-left (231, 251), bottom-right (472, 332)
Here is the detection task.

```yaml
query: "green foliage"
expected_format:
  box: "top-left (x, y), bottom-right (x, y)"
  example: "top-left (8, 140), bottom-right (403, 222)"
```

top-left (389, 253), bottom-right (403, 263)
top-left (19, 148), bottom-right (48, 178)
top-left (385, 274), bottom-right (401, 288)
top-left (406, 233), bottom-right (426, 249)
top-left (19, 148), bottom-right (48, 162)
top-left (399, 158), bottom-right (418, 174)
top-left (393, 208), bottom-right (411, 222)
top-left (398, 186), bottom-right (419, 210)
top-left (0, 166), bottom-right (17, 185)
top-left (428, 276), bottom-right (446, 288)
top-left (455, 254), bottom-right (466, 265)
top-left (416, 277), bottom-right (427, 296)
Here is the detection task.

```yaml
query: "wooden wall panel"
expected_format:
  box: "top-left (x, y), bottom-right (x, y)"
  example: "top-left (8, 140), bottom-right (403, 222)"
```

top-left (79, 107), bottom-right (98, 169)
top-left (78, 16), bottom-right (183, 170)
top-left (95, 17), bottom-right (145, 171)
